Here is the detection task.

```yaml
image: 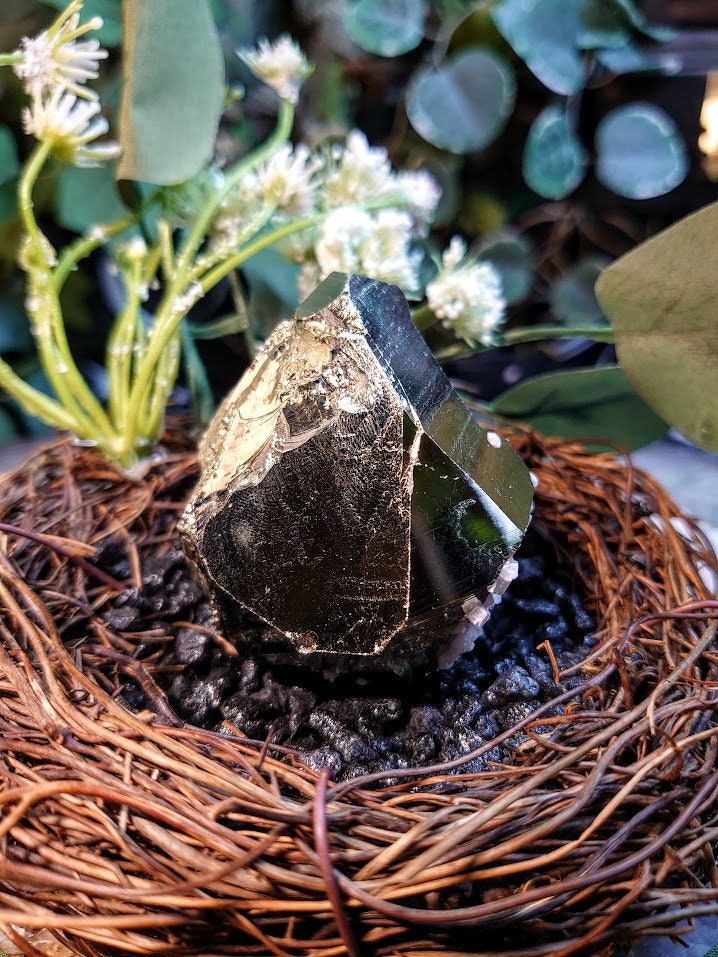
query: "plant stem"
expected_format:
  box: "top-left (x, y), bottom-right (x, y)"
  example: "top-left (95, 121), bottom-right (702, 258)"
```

top-left (502, 325), bottom-right (615, 346)
top-left (107, 258), bottom-right (143, 424)
top-left (175, 100), bottom-right (294, 278)
top-left (433, 324), bottom-right (615, 362)
top-left (0, 53), bottom-right (22, 67)
top-left (198, 213), bottom-right (321, 292)
top-left (18, 142), bottom-right (52, 241)
top-left (0, 355), bottom-right (79, 432)
top-left (18, 143), bottom-right (115, 439)
top-left (54, 218), bottom-right (135, 290)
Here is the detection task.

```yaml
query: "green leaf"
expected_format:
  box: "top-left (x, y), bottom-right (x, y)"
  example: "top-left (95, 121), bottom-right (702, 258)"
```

top-left (601, 0), bottom-right (675, 42)
top-left (491, 0), bottom-right (584, 96)
top-left (0, 403), bottom-right (20, 444)
top-left (522, 105), bottom-right (588, 199)
top-left (0, 289), bottom-right (33, 354)
top-left (550, 256), bottom-right (609, 326)
top-left (180, 319), bottom-right (215, 427)
top-left (0, 127), bottom-right (19, 187)
top-left (187, 314), bottom-right (245, 340)
top-left (596, 103), bottom-right (688, 199)
top-left (0, 181), bottom-right (17, 223)
top-left (579, 0), bottom-right (631, 49)
top-left (39, 0), bottom-right (122, 46)
top-left (478, 231), bottom-right (533, 304)
top-left (492, 366), bottom-right (667, 450)
top-left (57, 164), bottom-right (127, 232)
top-left (596, 46), bottom-right (654, 74)
top-left (346, 0), bottom-right (428, 56)
top-left (0, 1), bottom-right (50, 50)
top-left (117, 0), bottom-right (224, 185)
top-left (595, 203), bottom-right (718, 453)
top-left (406, 49), bottom-right (516, 154)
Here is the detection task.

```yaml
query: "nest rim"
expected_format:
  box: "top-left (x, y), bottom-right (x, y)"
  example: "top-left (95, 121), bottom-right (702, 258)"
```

top-left (0, 426), bottom-right (716, 957)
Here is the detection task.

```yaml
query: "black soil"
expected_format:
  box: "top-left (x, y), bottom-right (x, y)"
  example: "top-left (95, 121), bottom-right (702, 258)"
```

top-left (97, 529), bottom-right (594, 780)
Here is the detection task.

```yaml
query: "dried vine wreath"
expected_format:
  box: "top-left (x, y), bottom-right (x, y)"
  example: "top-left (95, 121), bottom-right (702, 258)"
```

top-left (0, 427), bottom-right (716, 957)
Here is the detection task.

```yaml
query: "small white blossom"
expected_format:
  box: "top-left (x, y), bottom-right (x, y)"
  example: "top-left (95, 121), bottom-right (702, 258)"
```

top-left (426, 237), bottom-right (506, 348)
top-left (314, 207), bottom-right (421, 293)
top-left (396, 169), bottom-right (441, 235)
top-left (238, 35), bottom-right (312, 104)
top-left (257, 143), bottom-right (321, 214)
top-left (324, 131), bottom-right (395, 207)
top-left (22, 88), bottom-right (120, 166)
top-left (121, 237), bottom-right (148, 261)
top-left (13, 0), bottom-right (108, 100)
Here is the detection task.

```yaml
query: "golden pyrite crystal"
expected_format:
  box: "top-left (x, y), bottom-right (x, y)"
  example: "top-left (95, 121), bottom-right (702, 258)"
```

top-left (180, 273), bottom-right (533, 665)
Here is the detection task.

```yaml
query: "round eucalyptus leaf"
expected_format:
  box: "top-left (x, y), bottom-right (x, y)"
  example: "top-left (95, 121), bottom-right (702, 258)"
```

top-left (492, 365), bottom-right (667, 450)
top-left (406, 49), bottom-right (516, 154)
top-left (578, 0), bottom-right (631, 48)
top-left (118, 0), bottom-right (224, 185)
top-left (596, 46), bottom-right (655, 74)
top-left (522, 106), bottom-right (588, 199)
top-left (550, 256), bottom-right (609, 326)
top-left (491, 0), bottom-right (584, 96)
top-left (0, 291), bottom-right (33, 354)
top-left (346, 0), bottom-right (428, 56)
top-left (596, 103), bottom-right (688, 199)
top-left (596, 203), bottom-right (718, 452)
top-left (479, 231), bottom-right (534, 304)
top-left (58, 165), bottom-right (127, 233)
top-left (0, 126), bottom-right (19, 187)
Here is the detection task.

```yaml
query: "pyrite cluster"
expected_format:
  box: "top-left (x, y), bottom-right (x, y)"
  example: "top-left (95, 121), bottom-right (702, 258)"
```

top-left (180, 273), bottom-right (533, 665)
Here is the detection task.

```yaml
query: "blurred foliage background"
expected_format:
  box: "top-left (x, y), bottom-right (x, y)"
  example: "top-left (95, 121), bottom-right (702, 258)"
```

top-left (0, 0), bottom-right (716, 449)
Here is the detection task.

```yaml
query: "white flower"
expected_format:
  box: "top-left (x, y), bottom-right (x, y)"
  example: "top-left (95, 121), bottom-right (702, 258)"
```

top-left (396, 169), bottom-right (441, 235)
top-left (13, 0), bottom-right (108, 100)
top-left (426, 237), bottom-right (506, 348)
top-left (238, 35), bottom-right (312, 104)
top-left (324, 131), bottom-right (395, 207)
top-left (22, 88), bottom-right (120, 166)
top-left (314, 207), bottom-right (421, 292)
top-left (257, 144), bottom-right (321, 214)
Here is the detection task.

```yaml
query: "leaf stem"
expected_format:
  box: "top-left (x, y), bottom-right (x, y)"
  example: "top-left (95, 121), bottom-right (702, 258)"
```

top-left (54, 218), bottom-right (135, 290)
top-left (18, 143), bottom-right (115, 439)
top-left (0, 355), bottom-right (79, 432)
top-left (0, 52), bottom-right (22, 67)
top-left (502, 325), bottom-right (614, 346)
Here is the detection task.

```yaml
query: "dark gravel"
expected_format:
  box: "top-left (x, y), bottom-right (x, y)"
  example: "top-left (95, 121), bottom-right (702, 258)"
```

top-left (98, 529), bottom-right (595, 780)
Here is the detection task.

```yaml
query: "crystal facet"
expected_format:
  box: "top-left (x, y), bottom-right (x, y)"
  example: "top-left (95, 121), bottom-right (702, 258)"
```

top-left (180, 273), bottom-right (533, 663)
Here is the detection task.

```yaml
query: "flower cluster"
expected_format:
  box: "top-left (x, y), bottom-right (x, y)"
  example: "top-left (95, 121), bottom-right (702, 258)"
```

top-left (213, 120), bottom-right (441, 296)
top-left (12, 0), bottom-right (118, 167)
top-left (426, 238), bottom-right (506, 348)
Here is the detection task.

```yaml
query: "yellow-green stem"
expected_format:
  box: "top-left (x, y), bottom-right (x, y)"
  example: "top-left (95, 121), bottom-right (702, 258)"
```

top-left (174, 100), bottom-right (294, 278)
top-left (502, 325), bottom-right (614, 346)
top-left (0, 355), bottom-right (80, 432)
top-left (107, 258), bottom-right (143, 424)
top-left (18, 143), bottom-right (115, 438)
top-left (54, 218), bottom-right (135, 290)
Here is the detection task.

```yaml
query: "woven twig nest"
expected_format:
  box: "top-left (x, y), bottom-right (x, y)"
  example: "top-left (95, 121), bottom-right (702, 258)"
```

top-left (0, 428), bottom-right (716, 957)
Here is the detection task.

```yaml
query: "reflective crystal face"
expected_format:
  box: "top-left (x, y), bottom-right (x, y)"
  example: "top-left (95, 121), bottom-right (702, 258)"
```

top-left (180, 273), bottom-right (533, 660)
